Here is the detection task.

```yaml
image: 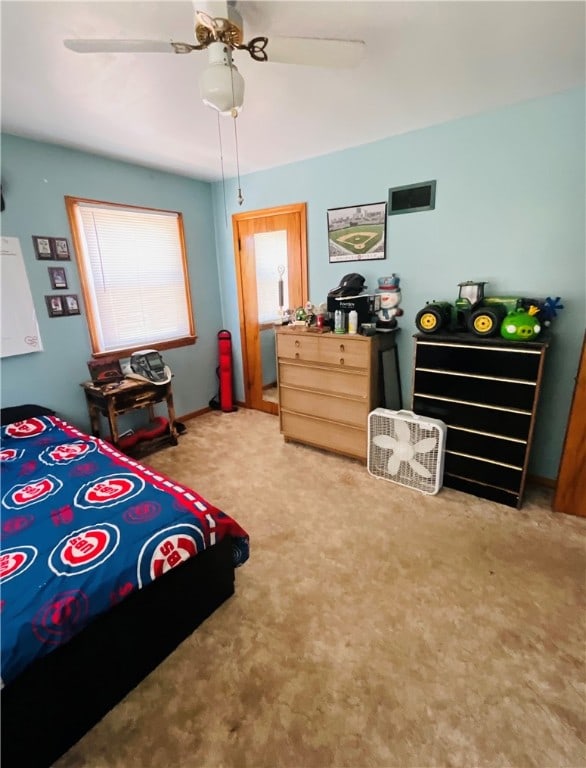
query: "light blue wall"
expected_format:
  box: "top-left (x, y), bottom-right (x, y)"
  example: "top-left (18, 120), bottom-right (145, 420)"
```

top-left (0, 135), bottom-right (223, 430)
top-left (2, 89), bottom-right (584, 479)
top-left (212, 88), bottom-right (586, 480)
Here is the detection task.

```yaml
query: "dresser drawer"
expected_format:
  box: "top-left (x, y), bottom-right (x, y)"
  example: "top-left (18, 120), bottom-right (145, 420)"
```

top-left (319, 336), bottom-right (369, 368)
top-left (277, 333), bottom-right (320, 363)
top-left (415, 341), bottom-right (542, 380)
top-left (280, 387), bottom-right (368, 427)
top-left (113, 389), bottom-right (162, 411)
top-left (279, 362), bottom-right (369, 398)
top-left (414, 369), bottom-right (537, 411)
top-left (281, 411), bottom-right (366, 458)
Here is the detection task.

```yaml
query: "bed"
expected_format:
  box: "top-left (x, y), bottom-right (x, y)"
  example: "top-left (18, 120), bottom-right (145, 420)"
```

top-left (0, 406), bottom-right (249, 768)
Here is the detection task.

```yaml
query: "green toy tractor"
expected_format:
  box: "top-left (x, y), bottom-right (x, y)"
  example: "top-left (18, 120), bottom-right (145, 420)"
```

top-left (415, 281), bottom-right (531, 337)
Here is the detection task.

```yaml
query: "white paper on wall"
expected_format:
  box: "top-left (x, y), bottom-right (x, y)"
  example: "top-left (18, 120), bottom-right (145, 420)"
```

top-left (1, 236), bottom-right (44, 357)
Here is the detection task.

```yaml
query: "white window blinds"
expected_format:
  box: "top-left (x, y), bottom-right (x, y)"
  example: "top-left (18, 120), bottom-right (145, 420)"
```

top-left (73, 201), bottom-right (193, 354)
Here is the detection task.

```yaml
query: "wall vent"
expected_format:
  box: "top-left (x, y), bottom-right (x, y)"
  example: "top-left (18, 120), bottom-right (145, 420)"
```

top-left (388, 180), bottom-right (436, 216)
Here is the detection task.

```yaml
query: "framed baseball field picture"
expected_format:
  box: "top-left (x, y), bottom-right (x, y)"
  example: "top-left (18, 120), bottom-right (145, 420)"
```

top-left (327, 201), bottom-right (387, 263)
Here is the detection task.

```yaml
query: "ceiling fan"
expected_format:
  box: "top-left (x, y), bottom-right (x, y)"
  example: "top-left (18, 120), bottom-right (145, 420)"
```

top-left (63, 1), bottom-right (366, 116)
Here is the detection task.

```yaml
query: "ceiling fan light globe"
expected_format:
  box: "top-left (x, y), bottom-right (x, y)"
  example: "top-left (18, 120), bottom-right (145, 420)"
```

top-left (199, 60), bottom-right (244, 114)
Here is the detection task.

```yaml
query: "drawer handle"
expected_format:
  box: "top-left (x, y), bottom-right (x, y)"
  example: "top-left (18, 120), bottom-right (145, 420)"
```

top-left (339, 344), bottom-right (345, 352)
top-left (340, 358), bottom-right (345, 365)
top-left (295, 340), bottom-right (300, 347)
top-left (295, 352), bottom-right (300, 359)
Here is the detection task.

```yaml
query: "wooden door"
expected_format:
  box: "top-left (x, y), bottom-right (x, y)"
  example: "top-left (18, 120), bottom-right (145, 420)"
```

top-left (553, 334), bottom-right (586, 516)
top-left (233, 204), bottom-right (308, 415)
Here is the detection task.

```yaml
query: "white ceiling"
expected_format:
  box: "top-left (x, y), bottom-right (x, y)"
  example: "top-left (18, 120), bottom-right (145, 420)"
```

top-left (1, 1), bottom-right (584, 182)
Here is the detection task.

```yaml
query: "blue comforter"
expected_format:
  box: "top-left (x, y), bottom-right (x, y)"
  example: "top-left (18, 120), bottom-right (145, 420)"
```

top-left (0, 416), bottom-right (249, 686)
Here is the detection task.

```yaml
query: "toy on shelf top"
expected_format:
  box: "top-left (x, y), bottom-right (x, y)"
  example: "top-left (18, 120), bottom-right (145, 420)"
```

top-left (415, 280), bottom-right (563, 340)
top-left (500, 307), bottom-right (541, 341)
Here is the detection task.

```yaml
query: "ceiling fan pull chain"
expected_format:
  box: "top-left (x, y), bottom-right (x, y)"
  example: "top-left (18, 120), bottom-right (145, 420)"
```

top-left (233, 116), bottom-right (243, 206)
top-left (217, 112), bottom-right (228, 226)
top-left (230, 65), bottom-right (244, 206)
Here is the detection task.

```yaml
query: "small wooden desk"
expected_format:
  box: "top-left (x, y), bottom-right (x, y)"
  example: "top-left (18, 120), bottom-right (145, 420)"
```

top-left (81, 378), bottom-right (178, 457)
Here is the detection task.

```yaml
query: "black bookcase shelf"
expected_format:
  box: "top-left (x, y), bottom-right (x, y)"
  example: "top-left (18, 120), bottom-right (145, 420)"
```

top-left (411, 333), bottom-right (549, 508)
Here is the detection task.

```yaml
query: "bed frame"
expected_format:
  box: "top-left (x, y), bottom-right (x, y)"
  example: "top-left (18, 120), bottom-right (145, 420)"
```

top-left (1, 535), bottom-right (236, 768)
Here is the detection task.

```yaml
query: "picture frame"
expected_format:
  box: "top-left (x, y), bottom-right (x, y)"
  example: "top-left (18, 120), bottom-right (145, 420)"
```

top-left (48, 266), bottom-right (68, 290)
top-left (53, 237), bottom-right (71, 260)
top-left (45, 295), bottom-right (65, 317)
top-left (64, 294), bottom-right (80, 315)
top-left (327, 201), bottom-right (387, 263)
top-left (33, 236), bottom-right (54, 260)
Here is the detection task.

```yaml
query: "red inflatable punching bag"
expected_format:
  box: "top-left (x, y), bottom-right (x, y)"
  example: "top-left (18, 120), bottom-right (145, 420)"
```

top-left (217, 330), bottom-right (237, 413)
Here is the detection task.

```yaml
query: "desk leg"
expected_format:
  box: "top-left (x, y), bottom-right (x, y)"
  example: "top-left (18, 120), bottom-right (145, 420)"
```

top-left (166, 385), bottom-right (179, 444)
top-left (106, 401), bottom-right (119, 445)
top-left (88, 404), bottom-right (101, 437)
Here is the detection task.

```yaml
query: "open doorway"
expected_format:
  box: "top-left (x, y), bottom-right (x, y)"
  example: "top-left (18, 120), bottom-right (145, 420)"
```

top-left (232, 203), bottom-right (308, 415)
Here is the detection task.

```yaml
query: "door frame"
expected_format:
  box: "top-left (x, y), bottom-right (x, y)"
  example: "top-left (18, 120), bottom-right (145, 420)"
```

top-left (232, 203), bottom-right (308, 412)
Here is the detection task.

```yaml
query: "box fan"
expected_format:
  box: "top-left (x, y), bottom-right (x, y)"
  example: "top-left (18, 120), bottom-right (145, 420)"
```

top-left (367, 409), bottom-right (447, 495)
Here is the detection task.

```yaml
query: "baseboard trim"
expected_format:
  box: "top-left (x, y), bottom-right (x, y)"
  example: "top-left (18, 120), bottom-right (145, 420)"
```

top-left (179, 402), bottom-right (248, 422)
top-left (527, 474), bottom-right (556, 490)
top-left (175, 415), bottom-right (558, 490)
top-left (178, 407), bottom-right (212, 422)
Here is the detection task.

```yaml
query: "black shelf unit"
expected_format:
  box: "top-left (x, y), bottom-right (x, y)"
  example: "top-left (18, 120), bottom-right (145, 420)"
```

top-left (411, 332), bottom-right (549, 508)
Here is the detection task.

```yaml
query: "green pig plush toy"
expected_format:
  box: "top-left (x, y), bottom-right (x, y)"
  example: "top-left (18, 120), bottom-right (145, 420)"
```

top-left (500, 307), bottom-right (541, 341)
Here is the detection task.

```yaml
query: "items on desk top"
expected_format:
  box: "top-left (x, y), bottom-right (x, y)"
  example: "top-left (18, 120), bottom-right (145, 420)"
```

top-left (87, 356), bottom-right (124, 384)
top-left (122, 349), bottom-right (172, 385)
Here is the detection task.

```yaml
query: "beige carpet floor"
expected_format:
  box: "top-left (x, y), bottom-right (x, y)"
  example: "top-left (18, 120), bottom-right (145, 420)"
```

top-left (57, 408), bottom-right (586, 768)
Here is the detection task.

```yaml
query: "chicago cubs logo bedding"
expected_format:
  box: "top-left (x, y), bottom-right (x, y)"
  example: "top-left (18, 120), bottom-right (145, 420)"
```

top-left (0, 415), bottom-right (249, 686)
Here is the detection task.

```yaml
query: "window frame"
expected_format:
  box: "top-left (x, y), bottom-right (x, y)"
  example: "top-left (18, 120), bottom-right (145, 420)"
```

top-left (65, 196), bottom-right (196, 358)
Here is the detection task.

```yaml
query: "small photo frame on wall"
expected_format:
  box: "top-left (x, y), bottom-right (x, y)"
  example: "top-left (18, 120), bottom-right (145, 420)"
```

top-left (46, 295), bottom-right (65, 317)
top-left (53, 237), bottom-right (71, 260)
top-left (327, 201), bottom-right (387, 263)
top-left (64, 294), bottom-right (80, 315)
top-left (33, 236), bottom-right (54, 260)
top-left (48, 266), bottom-right (68, 290)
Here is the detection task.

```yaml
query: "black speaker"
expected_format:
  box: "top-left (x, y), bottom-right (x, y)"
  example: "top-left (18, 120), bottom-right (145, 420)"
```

top-left (388, 180), bottom-right (436, 216)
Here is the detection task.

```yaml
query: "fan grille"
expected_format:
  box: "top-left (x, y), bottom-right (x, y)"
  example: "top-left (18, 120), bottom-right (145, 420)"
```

top-left (367, 409), bottom-right (446, 494)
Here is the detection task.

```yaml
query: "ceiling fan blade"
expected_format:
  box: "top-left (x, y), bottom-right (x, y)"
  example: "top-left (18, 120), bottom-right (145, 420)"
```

top-left (266, 37), bottom-right (365, 68)
top-left (63, 39), bottom-right (176, 54)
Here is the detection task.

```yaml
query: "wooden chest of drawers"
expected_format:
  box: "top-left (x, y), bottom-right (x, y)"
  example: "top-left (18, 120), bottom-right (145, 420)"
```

top-left (276, 327), bottom-right (400, 460)
top-left (412, 333), bottom-right (549, 508)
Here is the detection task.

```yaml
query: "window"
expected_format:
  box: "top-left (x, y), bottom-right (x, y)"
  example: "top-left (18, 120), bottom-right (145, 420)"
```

top-left (253, 230), bottom-right (289, 324)
top-left (65, 197), bottom-right (195, 356)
